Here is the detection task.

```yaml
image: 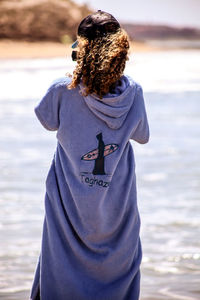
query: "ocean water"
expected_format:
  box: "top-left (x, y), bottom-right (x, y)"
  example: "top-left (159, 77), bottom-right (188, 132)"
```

top-left (0, 50), bottom-right (200, 300)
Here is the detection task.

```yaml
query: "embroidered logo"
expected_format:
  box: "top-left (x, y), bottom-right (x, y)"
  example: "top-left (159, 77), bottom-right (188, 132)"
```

top-left (80, 133), bottom-right (118, 188)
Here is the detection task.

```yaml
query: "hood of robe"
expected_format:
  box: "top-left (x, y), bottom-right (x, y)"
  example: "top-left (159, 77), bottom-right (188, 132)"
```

top-left (80, 76), bottom-right (137, 130)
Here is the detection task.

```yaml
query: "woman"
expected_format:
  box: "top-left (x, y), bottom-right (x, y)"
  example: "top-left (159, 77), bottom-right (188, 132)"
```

top-left (30, 10), bottom-right (149, 300)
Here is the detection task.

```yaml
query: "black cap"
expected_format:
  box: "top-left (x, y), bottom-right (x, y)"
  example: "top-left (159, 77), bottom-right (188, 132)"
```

top-left (77, 10), bottom-right (120, 40)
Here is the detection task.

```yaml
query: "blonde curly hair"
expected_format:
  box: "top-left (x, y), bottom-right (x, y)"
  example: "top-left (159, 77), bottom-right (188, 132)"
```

top-left (67, 29), bottom-right (130, 98)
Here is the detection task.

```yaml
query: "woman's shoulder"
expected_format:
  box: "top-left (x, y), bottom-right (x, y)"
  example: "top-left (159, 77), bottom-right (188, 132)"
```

top-left (48, 76), bottom-right (72, 92)
top-left (124, 74), bottom-right (143, 90)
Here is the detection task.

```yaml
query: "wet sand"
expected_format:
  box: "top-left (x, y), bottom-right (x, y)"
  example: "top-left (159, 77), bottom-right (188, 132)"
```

top-left (0, 39), bottom-right (162, 59)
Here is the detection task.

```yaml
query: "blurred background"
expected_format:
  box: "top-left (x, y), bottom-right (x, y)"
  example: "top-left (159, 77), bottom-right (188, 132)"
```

top-left (0, 0), bottom-right (200, 299)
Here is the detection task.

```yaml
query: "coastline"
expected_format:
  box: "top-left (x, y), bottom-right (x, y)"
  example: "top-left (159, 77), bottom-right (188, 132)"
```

top-left (0, 39), bottom-right (163, 59)
top-left (1, 39), bottom-right (199, 60)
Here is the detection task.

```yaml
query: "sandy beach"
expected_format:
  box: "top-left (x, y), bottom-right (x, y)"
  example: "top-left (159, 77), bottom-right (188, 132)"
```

top-left (0, 39), bottom-right (163, 59)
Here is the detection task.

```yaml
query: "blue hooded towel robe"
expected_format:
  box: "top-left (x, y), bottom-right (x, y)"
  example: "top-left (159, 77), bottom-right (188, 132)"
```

top-left (30, 75), bottom-right (149, 300)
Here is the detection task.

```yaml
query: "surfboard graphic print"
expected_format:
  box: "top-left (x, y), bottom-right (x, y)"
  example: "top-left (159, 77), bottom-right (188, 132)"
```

top-left (81, 133), bottom-right (119, 175)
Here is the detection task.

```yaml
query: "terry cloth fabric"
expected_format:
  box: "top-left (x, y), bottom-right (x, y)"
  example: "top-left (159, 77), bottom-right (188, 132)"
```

top-left (30, 75), bottom-right (149, 300)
